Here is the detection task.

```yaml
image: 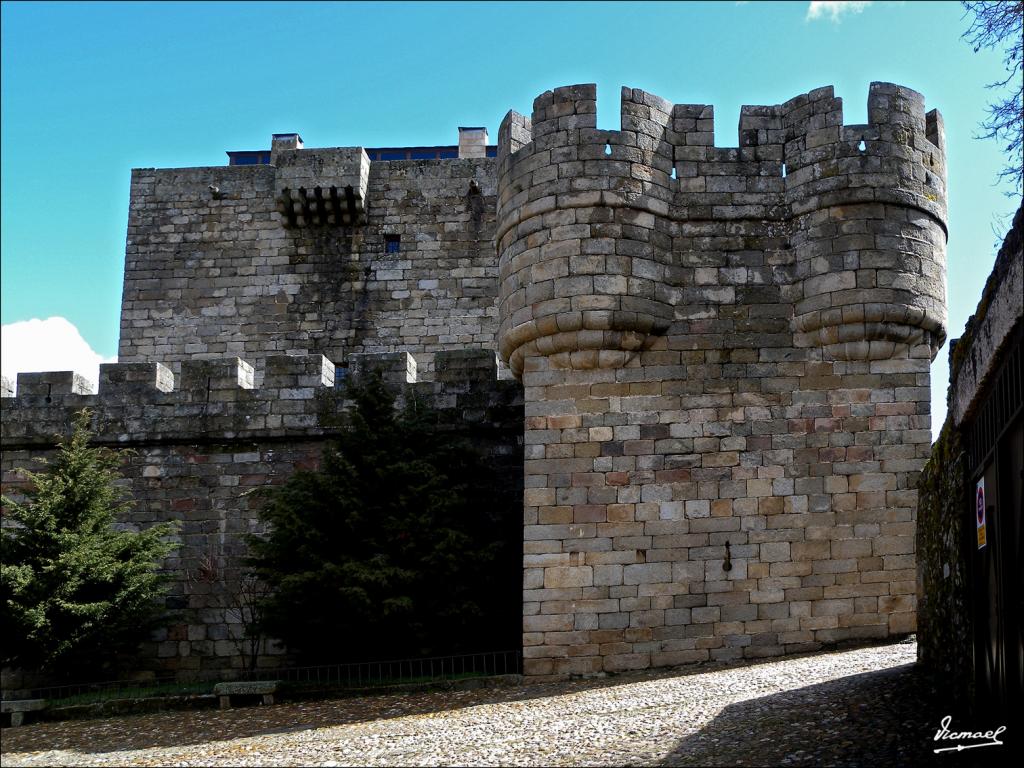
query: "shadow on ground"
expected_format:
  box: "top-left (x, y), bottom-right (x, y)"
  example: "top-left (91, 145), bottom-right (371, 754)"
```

top-left (2, 644), bottom-right (1017, 763)
top-left (659, 663), bottom-right (1019, 767)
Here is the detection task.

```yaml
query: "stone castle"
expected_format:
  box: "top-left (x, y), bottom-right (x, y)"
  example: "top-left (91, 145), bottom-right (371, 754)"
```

top-left (1, 81), bottom-right (947, 680)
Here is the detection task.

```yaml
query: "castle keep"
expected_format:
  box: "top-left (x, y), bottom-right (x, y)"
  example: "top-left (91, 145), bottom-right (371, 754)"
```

top-left (1, 82), bottom-right (948, 679)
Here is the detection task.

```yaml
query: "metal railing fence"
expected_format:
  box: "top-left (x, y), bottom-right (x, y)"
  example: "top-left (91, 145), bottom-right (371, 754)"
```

top-left (11, 649), bottom-right (522, 706)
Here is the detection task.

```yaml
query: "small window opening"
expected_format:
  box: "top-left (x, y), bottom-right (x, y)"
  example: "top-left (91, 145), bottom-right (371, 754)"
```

top-left (604, 143), bottom-right (612, 156)
top-left (857, 139), bottom-right (866, 153)
top-left (384, 235), bottom-right (401, 254)
top-left (670, 167), bottom-right (677, 180)
top-left (781, 163), bottom-right (787, 178)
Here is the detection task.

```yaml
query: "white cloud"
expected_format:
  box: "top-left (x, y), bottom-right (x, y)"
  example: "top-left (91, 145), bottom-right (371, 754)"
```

top-left (1, 317), bottom-right (116, 394)
top-left (806, 1), bottom-right (872, 22)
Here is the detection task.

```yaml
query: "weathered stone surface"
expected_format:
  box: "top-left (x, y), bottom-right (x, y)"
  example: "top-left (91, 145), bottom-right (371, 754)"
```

top-left (1, 84), bottom-right (948, 682)
top-left (1, 351), bottom-right (524, 681)
top-left (0, 699), bottom-right (47, 713)
top-left (500, 82), bottom-right (946, 677)
top-left (947, 205), bottom-right (1023, 426)
top-left (1, 699), bottom-right (46, 727)
top-left (118, 136), bottom-right (500, 381)
top-left (916, 204), bottom-right (1021, 713)
top-left (213, 681), bottom-right (280, 696)
top-left (214, 680), bottom-right (282, 709)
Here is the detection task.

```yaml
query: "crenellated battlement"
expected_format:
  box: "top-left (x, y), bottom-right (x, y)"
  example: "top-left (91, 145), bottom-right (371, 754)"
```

top-left (498, 84), bottom-right (944, 207)
top-left (780, 84), bottom-right (948, 361)
top-left (2, 81), bottom-right (952, 681)
top-left (1, 350), bottom-right (523, 681)
top-left (273, 147), bottom-right (372, 227)
top-left (495, 86), bottom-right (682, 377)
top-left (776, 83), bottom-right (946, 222)
top-left (0, 351), bottom-right (521, 449)
top-left (496, 82), bottom-right (947, 374)
top-left (119, 132), bottom-right (500, 374)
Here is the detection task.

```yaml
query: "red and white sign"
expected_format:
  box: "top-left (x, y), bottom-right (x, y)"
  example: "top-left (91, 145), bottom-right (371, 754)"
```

top-left (976, 478), bottom-right (987, 550)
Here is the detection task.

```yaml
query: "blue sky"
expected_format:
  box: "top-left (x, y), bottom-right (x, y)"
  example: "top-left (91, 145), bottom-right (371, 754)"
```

top-left (1, 0), bottom-right (1019, 436)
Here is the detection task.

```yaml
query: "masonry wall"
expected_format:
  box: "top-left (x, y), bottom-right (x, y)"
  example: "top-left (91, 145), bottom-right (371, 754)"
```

top-left (497, 82), bottom-right (947, 677)
top-left (518, 343), bottom-right (930, 675)
top-left (1, 351), bottom-right (523, 680)
top-left (917, 204), bottom-right (1023, 712)
top-left (119, 158), bottom-right (499, 379)
top-left (3, 80), bottom-right (952, 683)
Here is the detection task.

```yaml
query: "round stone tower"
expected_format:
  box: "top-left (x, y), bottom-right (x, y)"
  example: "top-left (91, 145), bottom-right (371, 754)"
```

top-left (784, 82), bottom-right (948, 361)
top-left (495, 84), bottom-right (677, 377)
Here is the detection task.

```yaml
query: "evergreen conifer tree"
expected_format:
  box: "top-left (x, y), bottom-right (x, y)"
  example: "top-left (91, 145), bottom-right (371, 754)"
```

top-left (248, 374), bottom-right (520, 663)
top-left (1, 410), bottom-right (176, 678)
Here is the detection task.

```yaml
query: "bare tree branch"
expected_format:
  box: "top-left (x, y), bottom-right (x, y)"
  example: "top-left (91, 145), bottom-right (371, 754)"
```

top-left (961, 1), bottom-right (1024, 193)
top-left (225, 572), bottom-right (270, 675)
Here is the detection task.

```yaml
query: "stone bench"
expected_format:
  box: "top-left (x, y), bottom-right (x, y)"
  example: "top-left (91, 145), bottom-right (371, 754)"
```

top-left (1, 699), bottom-right (47, 727)
top-left (213, 680), bottom-right (281, 709)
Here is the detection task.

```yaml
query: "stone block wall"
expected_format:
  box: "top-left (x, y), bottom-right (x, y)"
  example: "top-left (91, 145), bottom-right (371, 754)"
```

top-left (1, 351), bottom-right (523, 679)
top-left (496, 83), bottom-right (947, 677)
top-left (2, 80), bottom-right (951, 682)
top-left (119, 155), bottom-right (499, 379)
top-left (917, 204), bottom-right (1023, 710)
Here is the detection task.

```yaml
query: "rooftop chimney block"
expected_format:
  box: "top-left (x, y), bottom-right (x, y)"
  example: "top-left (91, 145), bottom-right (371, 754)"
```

top-left (270, 133), bottom-right (304, 164)
top-left (458, 127), bottom-right (489, 159)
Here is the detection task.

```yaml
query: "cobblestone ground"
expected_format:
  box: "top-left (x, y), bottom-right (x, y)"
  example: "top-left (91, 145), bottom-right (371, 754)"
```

top-left (1, 641), bottom-right (1013, 767)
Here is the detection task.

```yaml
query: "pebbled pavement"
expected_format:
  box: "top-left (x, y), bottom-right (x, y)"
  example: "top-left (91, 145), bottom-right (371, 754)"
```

top-left (1, 641), bottom-right (1016, 767)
